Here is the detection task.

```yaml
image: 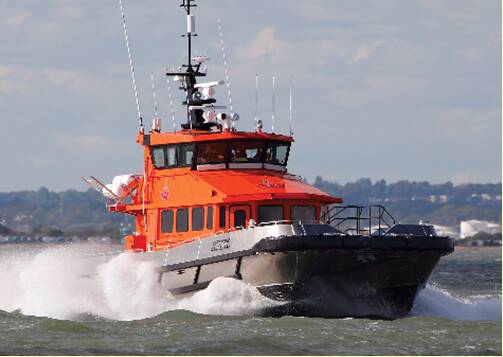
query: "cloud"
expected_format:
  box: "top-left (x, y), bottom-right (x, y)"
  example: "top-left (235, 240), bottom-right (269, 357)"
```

top-left (57, 135), bottom-right (111, 153)
top-left (0, 65), bottom-right (113, 97)
top-left (236, 27), bottom-right (385, 66)
top-left (348, 40), bottom-right (385, 65)
top-left (5, 12), bottom-right (31, 26)
top-left (0, 65), bottom-right (33, 94)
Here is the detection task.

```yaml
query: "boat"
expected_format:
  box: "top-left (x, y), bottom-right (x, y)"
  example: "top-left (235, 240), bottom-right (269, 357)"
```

top-left (83, 0), bottom-right (454, 319)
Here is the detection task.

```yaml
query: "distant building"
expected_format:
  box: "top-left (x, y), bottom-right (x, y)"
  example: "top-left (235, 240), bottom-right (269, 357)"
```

top-left (433, 224), bottom-right (460, 239)
top-left (460, 220), bottom-right (502, 239)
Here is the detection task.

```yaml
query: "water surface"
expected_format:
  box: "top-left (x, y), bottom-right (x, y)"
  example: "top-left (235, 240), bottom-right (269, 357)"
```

top-left (0, 244), bottom-right (500, 355)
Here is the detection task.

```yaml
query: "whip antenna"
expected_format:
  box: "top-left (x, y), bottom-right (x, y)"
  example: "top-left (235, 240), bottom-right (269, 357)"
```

top-left (150, 74), bottom-right (159, 118)
top-left (166, 77), bottom-right (176, 132)
top-left (289, 74), bottom-right (293, 136)
top-left (217, 19), bottom-right (233, 112)
top-left (118, 0), bottom-right (144, 132)
top-left (272, 75), bottom-right (276, 133)
top-left (150, 74), bottom-right (161, 132)
top-left (255, 73), bottom-right (259, 129)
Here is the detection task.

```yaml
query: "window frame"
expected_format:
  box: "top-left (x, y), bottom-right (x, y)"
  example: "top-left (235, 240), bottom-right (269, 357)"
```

top-left (207, 206), bottom-right (213, 230)
top-left (258, 205), bottom-right (285, 223)
top-left (149, 143), bottom-right (195, 169)
top-left (160, 209), bottom-right (174, 233)
top-left (290, 205), bottom-right (316, 222)
top-left (192, 207), bottom-right (204, 231)
top-left (264, 141), bottom-right (291, 167)
top-left (233, 209), bottom-right (247, 228)
top-left (176, 208), bottom-right (189, 232)
top-left (219, 206), bottom-right (226, 229)
top-left (195, 141), bottom-right (228, 166)
top-left (228, 140), bottom-right (265, 164)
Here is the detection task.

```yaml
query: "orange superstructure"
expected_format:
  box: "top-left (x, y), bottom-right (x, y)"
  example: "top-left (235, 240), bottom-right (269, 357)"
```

top-left (110, 129), bottom-right (342, 252)
top-left (88, 0), bottom-right (345, 255)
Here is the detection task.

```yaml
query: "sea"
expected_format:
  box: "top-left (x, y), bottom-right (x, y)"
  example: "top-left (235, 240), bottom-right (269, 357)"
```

top-left (0, 243), bottom-right (500, 355)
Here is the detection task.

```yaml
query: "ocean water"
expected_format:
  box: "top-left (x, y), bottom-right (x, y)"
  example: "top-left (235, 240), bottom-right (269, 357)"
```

top-left (0, 243), bottom-right (500, 355)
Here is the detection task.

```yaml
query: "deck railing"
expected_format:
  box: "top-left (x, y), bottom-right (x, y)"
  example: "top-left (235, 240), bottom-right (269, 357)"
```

top-left (321, 205), bottom-right (396, 236)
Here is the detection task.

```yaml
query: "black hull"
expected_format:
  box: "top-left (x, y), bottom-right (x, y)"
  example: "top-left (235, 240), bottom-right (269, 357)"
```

top-left (158, 235), bottom-right (454, 319)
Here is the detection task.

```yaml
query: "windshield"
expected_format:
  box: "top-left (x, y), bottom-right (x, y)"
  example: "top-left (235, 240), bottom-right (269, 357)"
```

top-left (196, 141), bottom-right (227, 165)
top-left (265, 141), bottom-right (290, 166)
top-left (151, 144), bottom-right (195, 168)
top-left (229, 140), bottom-right (263, 163)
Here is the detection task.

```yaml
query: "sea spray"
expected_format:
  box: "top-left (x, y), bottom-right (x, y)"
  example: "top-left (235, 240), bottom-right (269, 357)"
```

top-left (178, 277), bottom-right (279, 316)
top-left (0, 244), bottom-right (278, 321)
top-left (411, 284), bottom-right (502, 321)
top-left (97, 253), bottom-right (174, 320)
top-left (1, 244), bottom-right (500, 321)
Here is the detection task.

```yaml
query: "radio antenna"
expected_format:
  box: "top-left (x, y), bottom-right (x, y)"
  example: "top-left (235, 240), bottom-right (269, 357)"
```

top-left (217, 19), bottom-right (233, 112)
top-left (150, 74), bottom-right (161, 132)
top-left (272, 75), bottom-right (276, 133)
top-left (118, 0), bottom-right (144, 132)
top-left (255, 73), bottom-right (259, 129)
top-left (166, 77), bottom-right (176, 132)
top-left (289, 74), bottom-right (293, 136)
top-left (150, 74), bottom-right (159, 118)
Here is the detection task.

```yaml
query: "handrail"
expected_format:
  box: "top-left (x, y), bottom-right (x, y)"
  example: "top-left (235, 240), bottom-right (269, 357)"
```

top-left (323, 205), bottom-right (396, 236)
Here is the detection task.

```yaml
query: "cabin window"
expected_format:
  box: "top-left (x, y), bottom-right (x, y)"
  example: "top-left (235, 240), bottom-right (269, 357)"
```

top-left (150, 144), bottom-right (194, 169)
top-left (152, 147), bottom-right (165, 168)
top-left (229, 140), bottom-right (263, 163)
top-left (192, 207), bottom-right (204, 231)
top-left (258, 205), bottom-right (284, 223)
top-left (219, 206), bottom-right (226, 229)
top-left (176, 208), bottom-right (188, 232)
top-left (167, 146), bottom-right (177, 167)
top-left (291, 206), bottom-right (316, 222)
top-left (179, 144), bottom-right (194, 167)
top-left (197, 142), bottom-right (227, 165)
top-left (265, 142), bottom-right (290, 166)
top-left (207, 206), bottom-right (213, 229)
top-left (234, 210), bottom-right (246, 228)
top-left (161, 209), bottom-right (173, 233)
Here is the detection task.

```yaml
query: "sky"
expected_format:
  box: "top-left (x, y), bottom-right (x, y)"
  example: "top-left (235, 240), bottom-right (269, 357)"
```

top-left (0, 0), bottom-right (501, 191)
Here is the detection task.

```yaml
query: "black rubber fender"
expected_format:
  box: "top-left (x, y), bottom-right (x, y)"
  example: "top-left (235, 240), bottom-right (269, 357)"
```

top-left (407, 236), bottom-right (449, 250)
top-left (369, 236), bottom-right (408, 249)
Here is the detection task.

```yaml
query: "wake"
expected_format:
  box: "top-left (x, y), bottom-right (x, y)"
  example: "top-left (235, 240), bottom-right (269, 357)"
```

top-left (411, 285), bottom-right (501, 321)
top-left (0, 244), bottom-right (500, 321)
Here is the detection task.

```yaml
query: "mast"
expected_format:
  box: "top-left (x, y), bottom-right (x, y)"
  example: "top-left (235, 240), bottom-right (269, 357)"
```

top-left (166, 0), bottom-right (218, 131)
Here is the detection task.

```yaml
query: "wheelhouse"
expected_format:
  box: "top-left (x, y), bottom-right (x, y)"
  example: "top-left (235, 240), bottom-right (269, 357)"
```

top-left (149, 137), bottom-right (291, 172)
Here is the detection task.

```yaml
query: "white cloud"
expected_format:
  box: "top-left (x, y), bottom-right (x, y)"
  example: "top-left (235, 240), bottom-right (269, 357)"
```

top-left (5, 12), bottom-right (31, 26)
top-left (0, 65), bottom-right (32, 94)
top-left (57, 135), bottom-right (111, 153)
top-left (348, 40), bottom-right (386, 65)
top-left (0, 65), bottom-right (114, 97)
top-left (233, 27), bottom-right (385, 80)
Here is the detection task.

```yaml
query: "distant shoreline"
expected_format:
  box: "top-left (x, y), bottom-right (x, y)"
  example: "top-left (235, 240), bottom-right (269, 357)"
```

top-left (454, 245), bottom-right (502, 252)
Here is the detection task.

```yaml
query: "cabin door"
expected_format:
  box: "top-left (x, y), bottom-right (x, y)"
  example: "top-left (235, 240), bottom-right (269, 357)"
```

top-left (230, 205), bottom-right (251, 229)
top-left (146, 209), bottom-right (158, 251)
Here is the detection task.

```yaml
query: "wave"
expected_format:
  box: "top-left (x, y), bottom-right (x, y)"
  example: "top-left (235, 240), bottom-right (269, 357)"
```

top-left (411, 285), bottom-right (501, 321)
top-left (0, 244), bottom-right (500, 321)
top-left (0, 244), bottom-right (276, 321)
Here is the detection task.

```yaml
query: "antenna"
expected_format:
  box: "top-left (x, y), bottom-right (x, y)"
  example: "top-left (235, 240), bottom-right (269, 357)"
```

top-left (289, 74), bottom-right (293, 136)
top-left (150, 74), bottom-right (161, 132)
top-left (272, 75), bottom-right (276, 133)
top-left (150, 74), bottom-right (159, 119)
top-left (217, 19), bottom-right (233, 113)
top-left (255, 73), bottom-right (259, 130)
top-left (166, 77), bottom-right (176, 132)
top-left (118, 0), bottom-right (144, 132)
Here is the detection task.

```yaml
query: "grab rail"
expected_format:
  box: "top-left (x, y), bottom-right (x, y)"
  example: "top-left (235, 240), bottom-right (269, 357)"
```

top-left (321, 205), bottom-right (396, 236)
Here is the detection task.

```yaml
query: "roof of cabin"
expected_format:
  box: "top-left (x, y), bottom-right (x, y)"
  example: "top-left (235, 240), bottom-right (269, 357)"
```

top-left (137, 130), bottom-right (294, 146)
